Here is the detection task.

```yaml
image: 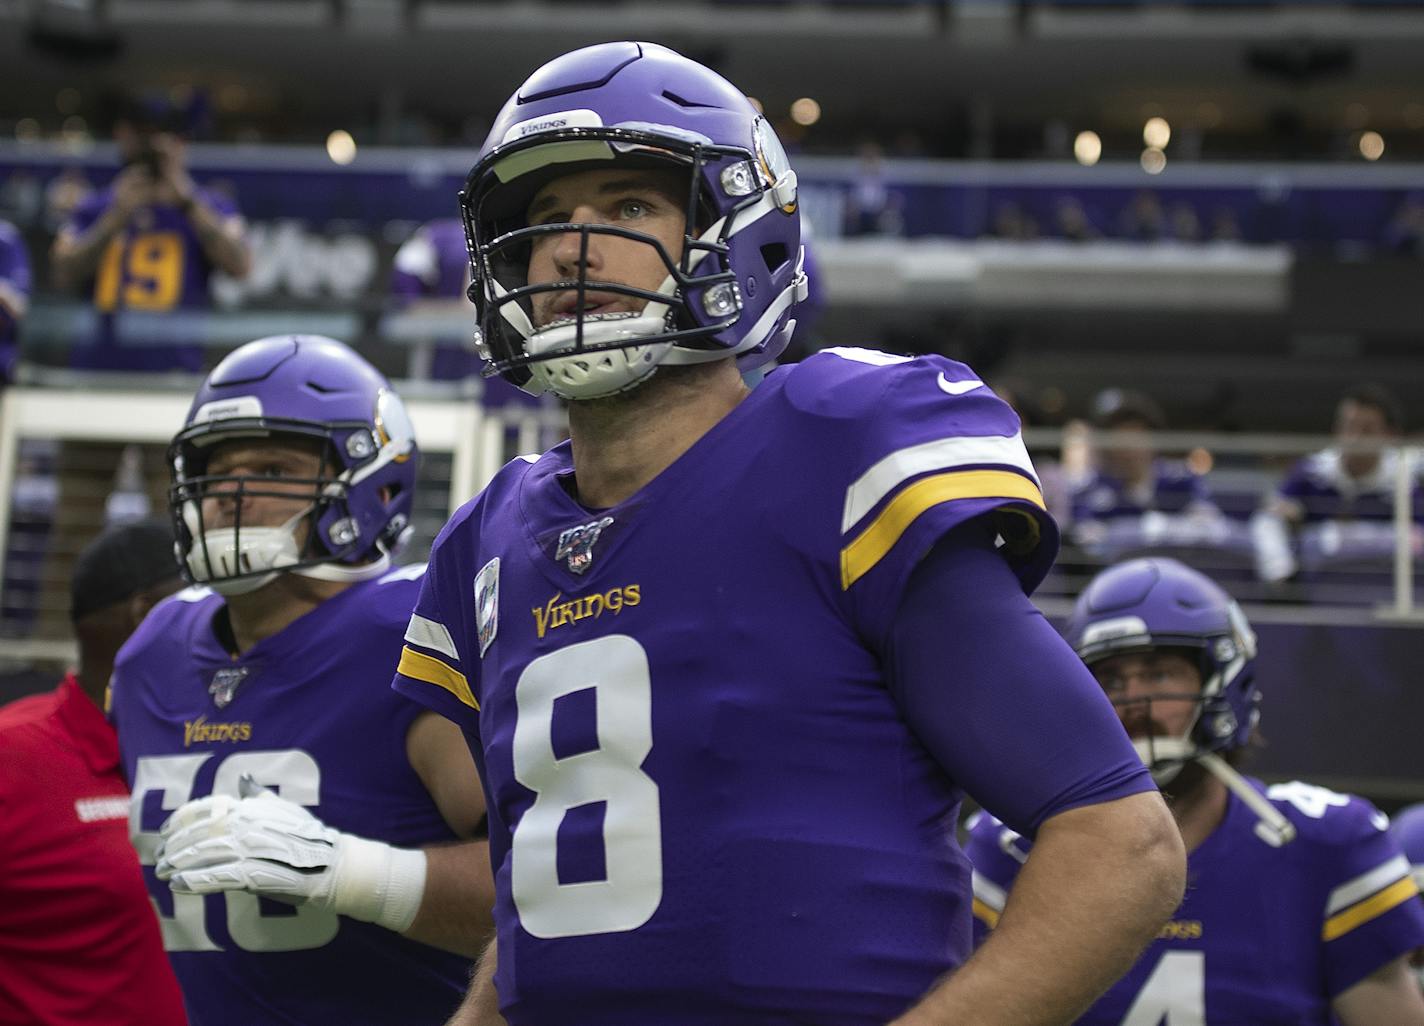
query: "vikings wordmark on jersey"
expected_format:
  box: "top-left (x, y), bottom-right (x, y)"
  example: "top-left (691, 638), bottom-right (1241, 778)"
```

top-left (966, 781), bottom-right (1424, 1026)
top-left (394, 349), bottom-right (1061, 1025)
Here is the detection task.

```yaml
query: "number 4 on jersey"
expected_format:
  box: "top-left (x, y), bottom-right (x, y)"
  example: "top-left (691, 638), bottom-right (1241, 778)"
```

top-left (1120, 950), bottom-right (1205, 1026)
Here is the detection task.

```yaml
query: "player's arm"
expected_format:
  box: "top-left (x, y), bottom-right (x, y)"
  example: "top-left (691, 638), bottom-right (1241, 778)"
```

top-left (896, 794), bottom-right (1182, 1026)
top-left (1332, 954), bottom-right (1424, 1025)
top-left (401, 710), bottom-right (495, 956)
top-left (443, 938), bottom-right (507, 1026)
top-left (882, 521), bottom-right (1184, 1025)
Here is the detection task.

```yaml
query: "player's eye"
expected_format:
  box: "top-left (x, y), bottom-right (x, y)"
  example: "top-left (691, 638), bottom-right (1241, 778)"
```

top-left (618, 198), bottom-right (651, 220)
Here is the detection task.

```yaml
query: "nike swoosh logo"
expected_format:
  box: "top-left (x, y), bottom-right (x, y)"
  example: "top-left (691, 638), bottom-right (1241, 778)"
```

top-left (937, 373), bottom-right (984, 395)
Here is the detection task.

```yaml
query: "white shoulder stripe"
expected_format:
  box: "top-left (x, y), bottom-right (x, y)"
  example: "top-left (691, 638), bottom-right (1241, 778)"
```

top-left (822, 346), bottom-right (914, 367)
top-left (1326, 853), bottom-right (1410, 915)
top-left (972, 870), bottom-right (1007, 913)
top-left (404, 614), bottom-right (460, 663)
top-left (842, 433), bottom-right (1040, 533)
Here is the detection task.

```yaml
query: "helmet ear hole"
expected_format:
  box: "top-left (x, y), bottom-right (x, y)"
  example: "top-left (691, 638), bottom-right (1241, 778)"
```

top-left (760, 242), bottom-right (789, 275)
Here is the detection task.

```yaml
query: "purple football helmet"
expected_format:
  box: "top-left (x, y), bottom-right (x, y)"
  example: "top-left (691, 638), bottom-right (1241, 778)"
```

top-left (459, 41), bottom-right (807, 400)
top-left (1391, 802), bottom-right (1424, 889)
top-left (1066, 557), bottom-right (1260, 779)
top-left (169, 335), bottom-right (418, 595)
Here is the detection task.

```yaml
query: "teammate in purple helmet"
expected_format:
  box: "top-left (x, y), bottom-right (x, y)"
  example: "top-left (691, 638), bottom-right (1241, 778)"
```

top-left (394, 41), bottom-right (1185, 1026)
top-left (110, 335), bottom-right (494, 1026)
top-left (968, 557), bottom-right (1424, 1024)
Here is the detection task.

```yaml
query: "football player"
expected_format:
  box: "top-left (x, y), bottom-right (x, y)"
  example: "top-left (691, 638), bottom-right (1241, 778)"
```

top-left (392, 42), bottom-right (1185, 1026)
top-left (966, 557), bottom-right (1424, 1024)
top-left (109, 335), bottom-right (493, 1026)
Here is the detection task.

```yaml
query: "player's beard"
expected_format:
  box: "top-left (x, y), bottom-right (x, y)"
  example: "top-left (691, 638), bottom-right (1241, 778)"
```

top-left (1159, 758), bottom-right (1212, 805)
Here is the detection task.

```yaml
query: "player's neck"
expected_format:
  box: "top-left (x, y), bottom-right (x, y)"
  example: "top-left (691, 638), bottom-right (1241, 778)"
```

top-left (220, 573), bottom-right (353, 654)
top-left (1164, 764), bottom-right (1230, 853)
top-left (565, 359), bottom-right (749, 509)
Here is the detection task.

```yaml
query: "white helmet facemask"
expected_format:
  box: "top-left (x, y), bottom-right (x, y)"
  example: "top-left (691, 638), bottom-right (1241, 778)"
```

top-left (181, 489), bottom-right (393, 597)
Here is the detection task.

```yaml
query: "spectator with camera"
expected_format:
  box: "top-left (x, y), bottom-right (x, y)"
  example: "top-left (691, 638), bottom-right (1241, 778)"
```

top-left (49, 95), bottom-right (250, 372)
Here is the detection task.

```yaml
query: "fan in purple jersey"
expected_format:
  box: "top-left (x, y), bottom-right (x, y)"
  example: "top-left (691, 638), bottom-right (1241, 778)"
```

top-left (966, 557), bottom-right (1424, 1024)
top-left (388, 216), bottom-right (544, 402)
top-left (1068, 388), bottom-right (1234, 560)
top-left (0, 219), bottom-right (30, 383)
top-left (1251, 383), bottom-right (1424, 585)
top-left (107, 334), bottom-right (494, 1026)
top-left (391, 41), bottom-right (1186, 1026)
top-left (49, 97), bottom-right (251, 372)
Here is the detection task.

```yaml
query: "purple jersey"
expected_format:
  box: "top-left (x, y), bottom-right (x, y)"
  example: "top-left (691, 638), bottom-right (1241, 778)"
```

top-left (62, 187), bottom-right (240, 371)
top-left (1070, 461), bottom-right (1215, 523)
top-left (1278, 449), bottom-right (1424, 526)
top-left (0, 219), bottom-right (30, 380)
top-left (389, 217), bottom-right (541, 396)
top-left (110, 568), bottom-right (469, 1026)
top-left (967, 779), bottom-right (1424, 1024)
top-left (390, 217), bottom-right (469, 301)
top-left (395, 348), bottom-right (1089, 1024)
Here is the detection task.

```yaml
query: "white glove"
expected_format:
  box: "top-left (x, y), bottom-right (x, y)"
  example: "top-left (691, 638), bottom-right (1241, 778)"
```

top-left (155, 775), bottom-right (427, 933)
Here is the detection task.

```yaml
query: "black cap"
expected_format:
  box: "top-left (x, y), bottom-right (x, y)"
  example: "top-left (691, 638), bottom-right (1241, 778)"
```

top-left (70, 519), bottom-right (182, 621)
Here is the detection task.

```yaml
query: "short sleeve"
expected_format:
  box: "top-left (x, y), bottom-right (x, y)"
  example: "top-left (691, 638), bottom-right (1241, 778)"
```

top-left (1307, 792), bottom-right (1424, 996)
top-left (392, 513), bottom-right (482, 733)
top-left (199, 186), bottom-right (241, 221)
top-left (803, 348), bottom-right (1057, 648)
top-left (59, 192), bottom-right (107, 239)
top-left (391, 228), bottom-right (439, 297)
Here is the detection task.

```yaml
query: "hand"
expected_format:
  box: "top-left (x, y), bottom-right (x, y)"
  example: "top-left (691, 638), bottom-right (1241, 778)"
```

top-left (110, 165), bottom-right (155, 219)
top-left (150, 133), bottom-right (198, 208)
top-left (155, 776), bottom-right (343, 908)
top-left (155, 776), bottom-right (428, 932)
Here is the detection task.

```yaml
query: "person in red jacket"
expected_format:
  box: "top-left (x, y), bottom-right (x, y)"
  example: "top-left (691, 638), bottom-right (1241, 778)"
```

top-left (0, 519), bottom-right (188, 1026)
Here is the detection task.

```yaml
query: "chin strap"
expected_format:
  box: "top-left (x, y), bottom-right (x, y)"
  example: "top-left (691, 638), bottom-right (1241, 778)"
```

top-left (1195, 752), bottom-right (1297, 848)
top-left (1135, 737), bottom-right (1297, 847)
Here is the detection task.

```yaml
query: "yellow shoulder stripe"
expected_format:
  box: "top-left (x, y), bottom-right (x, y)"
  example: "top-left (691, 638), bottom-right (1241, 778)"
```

top-left (397, 646), bottom-right (479, 711)
top-left (1322, 876), bottom-right (1419, 941)
top-left (972, 897), bottom-right (1001, 929)
top-left (841, 469), bottom-right (1046, 589)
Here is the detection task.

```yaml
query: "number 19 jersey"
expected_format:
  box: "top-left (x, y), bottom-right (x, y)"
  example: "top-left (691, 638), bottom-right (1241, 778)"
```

top-left (395, 349), bottom-right (1060, 1025)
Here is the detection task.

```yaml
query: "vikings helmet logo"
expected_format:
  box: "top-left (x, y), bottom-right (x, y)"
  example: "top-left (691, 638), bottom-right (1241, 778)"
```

top-left (555, 516), bottom-right (615, 575)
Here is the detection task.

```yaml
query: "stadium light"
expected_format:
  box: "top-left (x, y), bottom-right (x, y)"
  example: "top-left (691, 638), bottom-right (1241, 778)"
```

top-left (14, 118), bottom-right (41, 143)
top-left (1143, 117), bottom-right (1171, 149)
top-left (1358, 131), bottom-right (1385, 161)
top-left (1074, 130), bottom-right (1102, 167)
top-left (790, 97), bottom-right (821, 127)
top-left (326, 130), bottom-right (357, 166)
top-left (1140, 146), bottom-right (1167, 175)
